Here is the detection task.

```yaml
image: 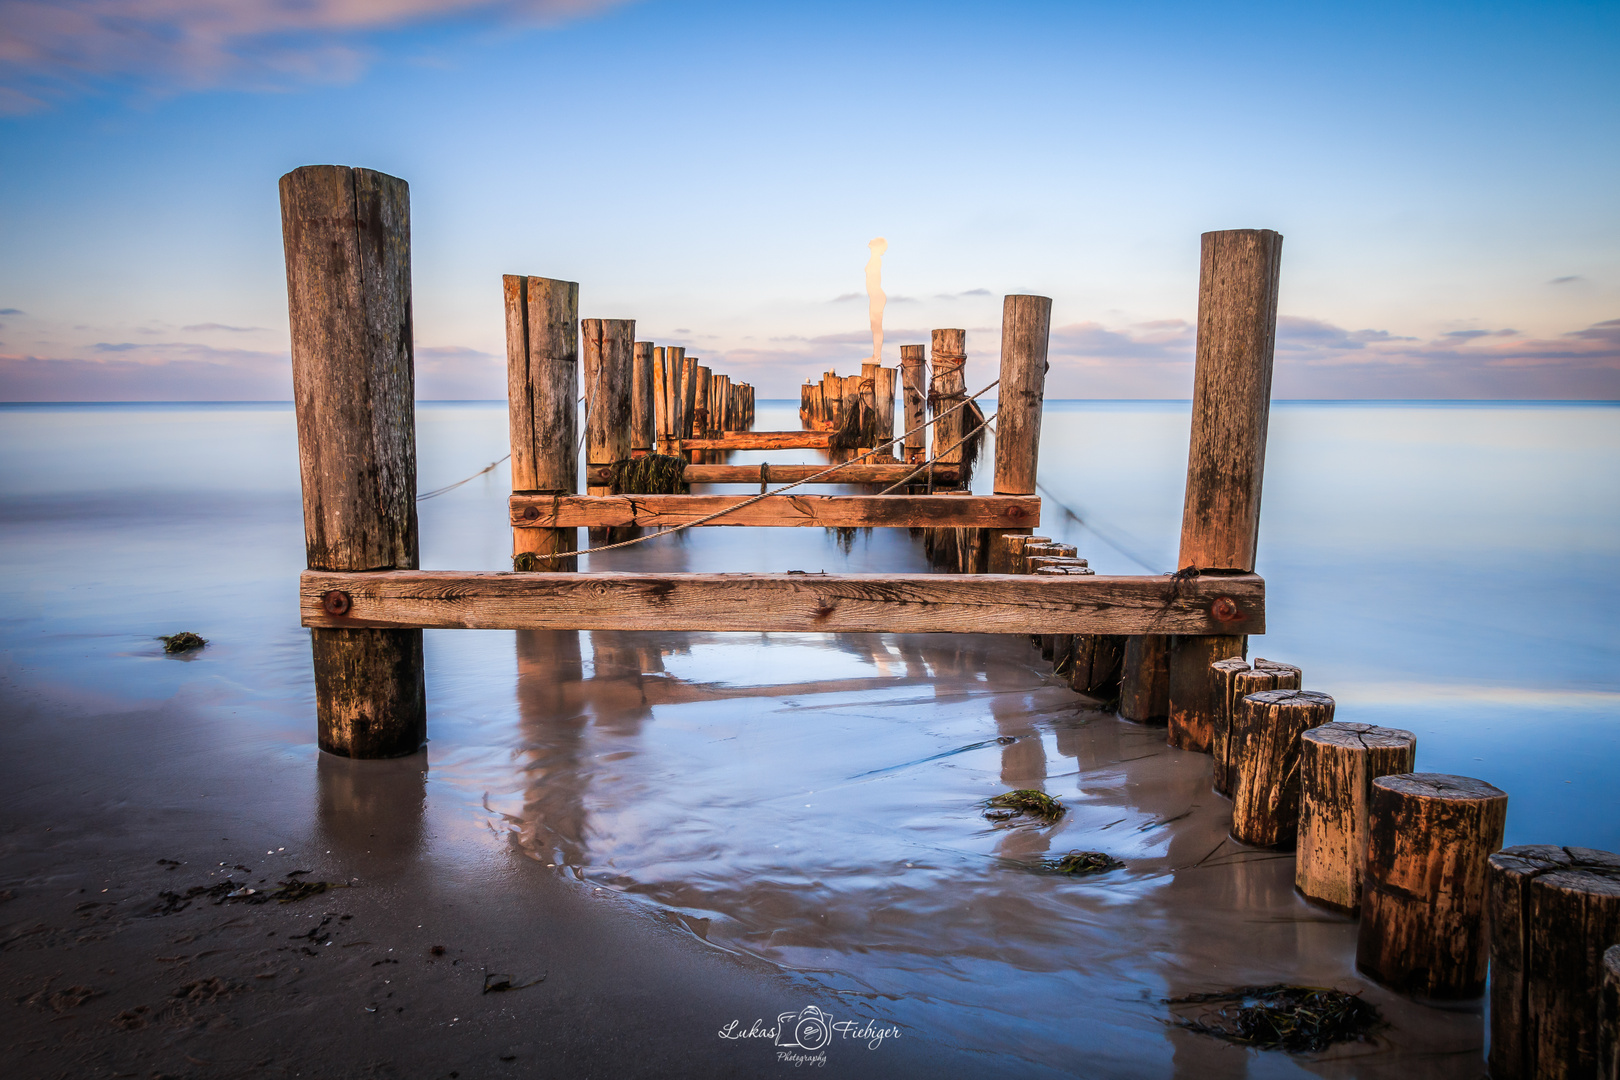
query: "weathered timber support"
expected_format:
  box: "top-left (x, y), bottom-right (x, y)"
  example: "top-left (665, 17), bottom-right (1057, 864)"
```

top-left (984, 297), bottom-right (1050, 598)
top-left (1356, 773), bottom-right (1508, 999)
top-left (1119, 635), bottom-right (1170, 723)
top-left (583, 318), bottom-right (634, 539)
top-left (1070, 634), bottom-right (1125, 700)
top-left (504, 274), bottom-right (579, 570)
top-left (509, 492), bottom-right (1041, 529)
top-left (930, 328), bottom-right (967, 482)
top-left (303, 569), bottom-right (1266, 635)
top-left (280, 164), bottom-right (425, 759)
top-left (1229, 689), bottom-right (1334, 847)
top-left (1488, 845), bottom-right (1620, 1079)
top-left (631, 341), bottom-right (654, 455)
top-left (681, 354), bottom-right (699, 441)
top-left (1602, 945), bottom-right (1620, 1080)
top-left (901, 344), bottom-right (926, 462)
top-left (652, 347), bottom-right (668, 449)
top-left (873, 367), bottom-right (897, 447)
top-left (1295, 722), bottom-right (1416, 912)
top-left (1212, 659), bottom-right (1300, 796)
top-left (1166, 634), bottom-right (1246, 752)
top-left (1164, 229), bottom-right (1280, 749)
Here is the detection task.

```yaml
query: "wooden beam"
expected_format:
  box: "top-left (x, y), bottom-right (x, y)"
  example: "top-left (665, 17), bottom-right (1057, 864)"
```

top-left (302, 571), bottom-right (1265, 636)
top-left (583, 462), bottom-right (961, 485)
top-left (509, 493), bottom-right (1040, 529)
top-left (680, 431), bottom-right (832, 450)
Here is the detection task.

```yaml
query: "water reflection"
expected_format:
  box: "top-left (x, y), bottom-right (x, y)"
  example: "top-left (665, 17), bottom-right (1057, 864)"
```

top-left (315, 749), bottom-right (428, 860)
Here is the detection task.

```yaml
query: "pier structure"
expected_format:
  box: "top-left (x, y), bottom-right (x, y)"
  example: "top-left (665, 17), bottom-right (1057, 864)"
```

top-left (279, 165), bottom-right (1618, 1069)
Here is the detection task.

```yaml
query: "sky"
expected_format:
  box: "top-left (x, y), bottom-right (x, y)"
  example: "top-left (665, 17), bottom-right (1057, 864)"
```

top-left (0, 0), bottom-right (1616, 400)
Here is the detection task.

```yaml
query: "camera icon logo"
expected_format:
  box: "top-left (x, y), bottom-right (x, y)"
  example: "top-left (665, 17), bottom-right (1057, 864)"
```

top-left (775, 1005), bottom-right (833, 1051)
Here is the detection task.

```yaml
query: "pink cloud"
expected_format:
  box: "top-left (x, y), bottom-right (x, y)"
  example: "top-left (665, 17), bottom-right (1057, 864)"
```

top-left (0, 0), bottom-right (631, 111)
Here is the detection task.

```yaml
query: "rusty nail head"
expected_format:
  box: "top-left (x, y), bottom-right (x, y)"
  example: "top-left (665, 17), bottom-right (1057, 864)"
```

top-left (1211, 596), bottom-right (1242, 623)
top-left (522, 506), bottom-right (539, 520)
top-left (322, 590), bottom-right (352, 616)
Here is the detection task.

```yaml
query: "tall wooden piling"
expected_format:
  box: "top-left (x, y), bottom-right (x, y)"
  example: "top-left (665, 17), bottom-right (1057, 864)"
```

top-left (901, 345), bottom-right (927, 462)
top-left (1162, 229), bottom-right (1282, 747)
top-left (681, 355), bottom-right (699, 441)
top-left (1489, 845), bottom-right (1620, 1079)
top-left (1357, 773), bottom-right (1507, 998)
top-left (280, 164), bottom-right (425, 759)
top-left (583, 318), bottom-right (634, 530)
top-left (930, 329), bottom-right (967, 480)
top-left (631, 341), bottom-right (654, 455)
top-left (505, 274), bottom-right (579, 570)
top-left (873, 367), bottom-right (897, 450)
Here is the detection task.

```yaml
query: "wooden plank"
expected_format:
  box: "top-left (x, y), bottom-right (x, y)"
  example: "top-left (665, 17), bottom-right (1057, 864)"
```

top-left (509, 493), bottom-right (1041, 529)
top-left (681, 431), bottom-right (832, 450)
top-left (302, 570), bottom-right (1265, 636)
top-left (583, 462), bottom-right (961, 485)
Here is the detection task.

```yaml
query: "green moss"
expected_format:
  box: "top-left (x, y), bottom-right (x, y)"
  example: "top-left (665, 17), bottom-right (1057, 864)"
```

top-left (984, 788), bottom-right (1065, 824)
top-left (1043, 850), bottom-right (1124, 876)
top-left (158, 632), bottom-right (207, 654)
top-left (608, 454), bottom-right (688, 495)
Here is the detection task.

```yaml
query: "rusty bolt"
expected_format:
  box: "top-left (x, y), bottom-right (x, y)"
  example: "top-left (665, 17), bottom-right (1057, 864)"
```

top-left (522, 506), bottom-right (539, 521)
top-left (1210, 596), bottom-right (1243, 623)
top-left (322, 590), bottom-right (352, 617)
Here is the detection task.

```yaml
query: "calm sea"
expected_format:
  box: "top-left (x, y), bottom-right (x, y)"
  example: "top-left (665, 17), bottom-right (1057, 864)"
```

top-left (1, 399), bottom-right (1615, 1075)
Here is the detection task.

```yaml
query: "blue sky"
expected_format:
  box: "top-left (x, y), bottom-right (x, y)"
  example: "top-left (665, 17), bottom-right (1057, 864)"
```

top-left (1, 0), bottom-right (1616, 399)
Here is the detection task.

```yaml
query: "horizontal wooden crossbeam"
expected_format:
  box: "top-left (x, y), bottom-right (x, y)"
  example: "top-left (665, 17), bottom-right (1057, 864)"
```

top-left (509, 493), bottom-right (1039, 529)
top-left (301, 571), bottom-right (1264, 635)
top-left (585, 462), bottom-right (960, 486)
top-left (679, 431), bottom-right (831, 450)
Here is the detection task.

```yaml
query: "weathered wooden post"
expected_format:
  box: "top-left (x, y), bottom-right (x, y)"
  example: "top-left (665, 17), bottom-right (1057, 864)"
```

top-left (874, 367), bottom-right (897, 451)
top-left (583, 318), bottom-right (634, 538)
top-left (986, 297), bottom-right (1049, 574)
top-left (1212, 659), bottom-right (1301, 796)
top-left (681, 354), bottom-right (699, 441)
top-left (505, 274), bottom-right (579, 570)
top-left (1356, 773), bottom-right (1507, 998)
top-left (1119, 636), bottom-right (1170, 723)
top-left (1296, 722), bottom-right (1416, 912)
top-left (1162, 229), bottom-right (1282, 750)
top-left (900, 345), bottom-right (927, 462)
top-left (631, 341), bottom-right (654, 457)
top-left (1603, 945), bottom-right (1620, 1080)
top-left (1228, 689), bottom-right (1335, 846)
top-left (1489, 845), bottom-right (1620, 1079)
top-left (930, 329), bottom-right (967, 483)
top-left (281, 165), bottom-right (425, 759)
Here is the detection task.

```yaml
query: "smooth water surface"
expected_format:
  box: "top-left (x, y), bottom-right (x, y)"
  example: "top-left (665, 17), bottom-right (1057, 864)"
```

top-left (1, 400), bottom-right (1615, 1076)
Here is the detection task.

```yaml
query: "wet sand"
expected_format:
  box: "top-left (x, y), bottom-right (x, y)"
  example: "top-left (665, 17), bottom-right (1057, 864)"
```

top-left (3, 629), bottom-right (1485, 1079)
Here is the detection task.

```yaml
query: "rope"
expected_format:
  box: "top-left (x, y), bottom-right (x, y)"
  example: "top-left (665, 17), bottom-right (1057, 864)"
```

top-left (518, 377), bottom-right (1002, 562)
top-left (418, 454), bottom-right (509, 501)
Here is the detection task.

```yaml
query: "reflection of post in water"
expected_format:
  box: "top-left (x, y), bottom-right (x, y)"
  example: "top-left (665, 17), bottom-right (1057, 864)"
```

top-left (584, 630), bottom-right (658, 737)
top-left (515, 629), bottom-right (591, 868)
top-left (988, 689), bottom-right (1052, 862)
top-left (316, 749), bottom-right (428, 861)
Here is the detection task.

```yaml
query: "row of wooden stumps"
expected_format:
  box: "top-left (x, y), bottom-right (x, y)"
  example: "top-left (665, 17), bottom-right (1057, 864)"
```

top-left (648, 343), bottom-right (754, 458)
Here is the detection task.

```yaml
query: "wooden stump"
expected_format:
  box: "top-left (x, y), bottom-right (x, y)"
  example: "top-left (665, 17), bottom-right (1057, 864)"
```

top-left (1229, 689), bottom-right (1335, 848)
top-left (1213, 660), bottom-right (1301, 796)
top-left (1356, 773), bottom-right (1507, 999)
top-left (1602, 945), bottom-right (1620, 1080)
top-left (1166, 634), bottom-right (1246, 752)
top-left (1489, 845), bottom-right (1620, 1079)
top-left (1070, 635), bottom-right (1125, 700)
top-left (1296, 722), bottom-right (1416, 912)
top-left (1208, 656), bottom-right (1251, 795)
top-left (1118, 634), bottom-right (1170, 723)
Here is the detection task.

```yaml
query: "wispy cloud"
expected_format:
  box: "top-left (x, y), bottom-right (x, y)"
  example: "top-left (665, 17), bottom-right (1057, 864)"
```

top-left (1043, 315), bottom-right (1620, 398)
top-left (181, 322), bottom-right (266, 333)
top-left (0, 0), bottom-right (631, 112)
top-left (1549, 276), bottom-right (1583, 285)
top-left (0, 308), bottom-right (23, 316)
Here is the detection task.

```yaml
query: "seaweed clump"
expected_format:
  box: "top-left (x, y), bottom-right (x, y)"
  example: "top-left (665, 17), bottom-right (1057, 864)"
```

top-left (1044, 850), bottom-right (1124, 876)
top-left (158, 632), bottom-right (207, 654)
top-left (1166, 984), bottom-right (1381, 1053)
top-left (608, 454), bottom-right (688, 495)
top-left (984, 789), bottom-right (1065, 824)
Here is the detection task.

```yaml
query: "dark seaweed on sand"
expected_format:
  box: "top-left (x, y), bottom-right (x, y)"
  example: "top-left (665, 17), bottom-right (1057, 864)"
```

top-left (152, 877), bottom-right (339, 914)
top-left (1042, 851), bottom-right (1124, 876)
top-left (158, 632), bottom-right (207, 654)
top-left (984, 789), bottom-right (1065, 823)
top-left (1166, 984), bottom-right (1381, 1053)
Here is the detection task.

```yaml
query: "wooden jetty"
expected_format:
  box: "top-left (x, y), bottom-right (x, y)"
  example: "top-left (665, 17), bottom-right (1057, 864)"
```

top-left (280, 164), bottom-right (1615, 1065)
